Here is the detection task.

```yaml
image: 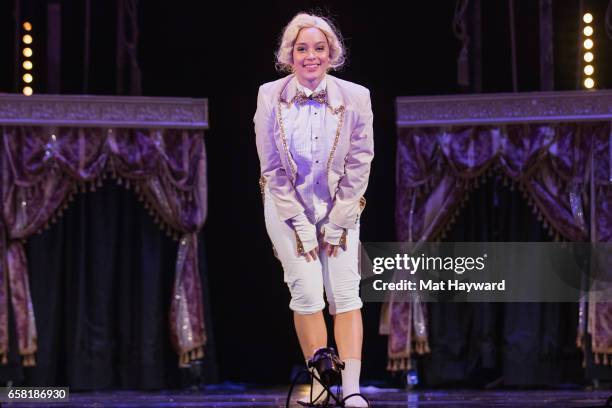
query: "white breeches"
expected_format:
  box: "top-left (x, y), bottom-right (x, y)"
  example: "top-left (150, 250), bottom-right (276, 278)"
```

top-left (263, 186), bottom-right (363, 315)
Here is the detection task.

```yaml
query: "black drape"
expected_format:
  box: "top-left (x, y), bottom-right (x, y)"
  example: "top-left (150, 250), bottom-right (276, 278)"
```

top-left (420, 176), bottom-right (583, 387)
top-left (0, 182), bottom-right (218, 390)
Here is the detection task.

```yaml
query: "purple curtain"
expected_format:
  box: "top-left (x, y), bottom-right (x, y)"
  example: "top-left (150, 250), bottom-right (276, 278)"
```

top-left (0, 129), bottom-right (207, 367)
top-left (387, 122), bottom-right (611, 370)
top-left (588, 130), bottom-right (612, 363)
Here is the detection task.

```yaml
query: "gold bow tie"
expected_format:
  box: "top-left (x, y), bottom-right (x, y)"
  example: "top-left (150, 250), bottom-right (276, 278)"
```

top-left (292, 89), bottom-right (328, 106)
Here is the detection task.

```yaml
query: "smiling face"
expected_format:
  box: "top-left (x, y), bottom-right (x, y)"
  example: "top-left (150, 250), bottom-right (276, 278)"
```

top-left (291, 27), bottom-right (331, 91)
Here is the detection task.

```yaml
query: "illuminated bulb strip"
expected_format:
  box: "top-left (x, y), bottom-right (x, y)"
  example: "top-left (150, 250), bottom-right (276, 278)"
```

top-left (582, 13), bottom-right (595, 89)
top-left (21, 22), bottom-right (34, 95)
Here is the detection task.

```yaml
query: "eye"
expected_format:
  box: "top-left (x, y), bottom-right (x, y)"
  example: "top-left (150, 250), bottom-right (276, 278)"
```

top-left (296, 47), bottom-right (305, 52)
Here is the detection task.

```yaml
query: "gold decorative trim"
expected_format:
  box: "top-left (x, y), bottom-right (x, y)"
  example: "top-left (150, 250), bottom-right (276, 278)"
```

top-left (22, 353), bottom-right (36, 367)
top-left (258, 176), bottom-right (266, 204)
top-left (326, 106), bottom-right (346, 176)
top-left (275, 94), bottom-right (346, 256)
top-left (422, 165), bottom-right (570, 244)
top-left (386, 335), bottom-right (431, 372)
top-left (34, 167), bottom-right (186, 242)
top-left (178, 345), bottom-right (204, 367)
top-left (339, 229), bottom-right (348, 250)
top-left (276, 100), bottom-right (297, 180)
top-left (276, 95), bottom-right (345, 181)
top-left (387, 357), bottom-right (412, 372)
top-left (593, 352), bottom-right (612, 366)
top-left (258, 176), bottom-right (281, 260)
top-left (295, 231), bottom-right (305, 256)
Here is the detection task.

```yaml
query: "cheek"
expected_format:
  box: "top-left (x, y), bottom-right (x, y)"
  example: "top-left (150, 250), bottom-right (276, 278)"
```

top-left (291, 55), bottom-right (300, 71)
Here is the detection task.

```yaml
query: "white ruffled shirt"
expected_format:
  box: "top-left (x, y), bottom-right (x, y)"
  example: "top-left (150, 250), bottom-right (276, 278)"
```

top-left (287, 76), bottom-right (334, 224)
top-left (285, 76), bottom-right (344, 247)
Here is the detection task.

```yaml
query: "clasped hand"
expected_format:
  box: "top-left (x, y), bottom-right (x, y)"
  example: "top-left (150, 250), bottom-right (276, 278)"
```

top-left (291, 213), bottom-right (344, 262)
top-left (303, 239), bottom-right (341, 262)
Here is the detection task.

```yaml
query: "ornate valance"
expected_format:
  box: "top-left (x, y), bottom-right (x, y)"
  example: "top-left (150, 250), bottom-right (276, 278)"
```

top-left (0, 94), bottom-right (209, 367)
top-left (386, 90), bottom-right (612, 371)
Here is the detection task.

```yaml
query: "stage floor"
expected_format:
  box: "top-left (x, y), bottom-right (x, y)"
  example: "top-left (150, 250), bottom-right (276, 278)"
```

top-left (4, 386), bottom-right (612, 407)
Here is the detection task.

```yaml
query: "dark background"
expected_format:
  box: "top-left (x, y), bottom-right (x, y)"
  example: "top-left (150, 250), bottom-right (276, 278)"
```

top-left (0, 0), bottom-right (611, 388)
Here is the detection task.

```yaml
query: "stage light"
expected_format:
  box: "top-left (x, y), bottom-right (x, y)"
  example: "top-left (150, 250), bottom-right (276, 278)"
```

top-left (581, 12), bottom-right (595, 90)
top-left (20, 26), bottom-right (35, 91)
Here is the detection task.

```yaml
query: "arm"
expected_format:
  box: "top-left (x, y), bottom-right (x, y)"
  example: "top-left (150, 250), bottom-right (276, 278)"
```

top-left (254, 85), bottom-right (305, 221)
top-left (254, 85), bottom-right (318, 253)
top-left (327, 90), bottom-right (374, 230)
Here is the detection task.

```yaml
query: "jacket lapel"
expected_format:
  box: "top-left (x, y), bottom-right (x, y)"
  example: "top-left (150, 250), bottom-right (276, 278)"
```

top-left (275, 74), bottom-right (347, 189)
top-left (325, 75), bottom-right (345, 114)
top-left (275, 76), bottom-right (299, 182)
top-left (323, 76), bottom-right (347, 195)
top-left (278, 75), bottom-right (298, 105)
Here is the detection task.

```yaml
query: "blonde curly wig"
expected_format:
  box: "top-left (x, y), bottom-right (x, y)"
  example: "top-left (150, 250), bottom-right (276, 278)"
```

top-left (275, 13), bottom-right (346, 73)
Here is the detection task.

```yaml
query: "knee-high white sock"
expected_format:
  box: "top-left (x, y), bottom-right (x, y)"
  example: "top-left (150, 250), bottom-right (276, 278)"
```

top-left (342, 359), bottom-right (368, 407)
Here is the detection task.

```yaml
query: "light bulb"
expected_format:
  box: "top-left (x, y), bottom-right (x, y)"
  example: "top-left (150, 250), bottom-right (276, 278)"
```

top-left (584, 78), bottom-right (594, 89)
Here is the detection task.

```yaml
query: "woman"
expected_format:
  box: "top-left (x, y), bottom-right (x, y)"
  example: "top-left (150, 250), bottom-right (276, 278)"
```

top-left (254, 12), bottom-right (373, 407)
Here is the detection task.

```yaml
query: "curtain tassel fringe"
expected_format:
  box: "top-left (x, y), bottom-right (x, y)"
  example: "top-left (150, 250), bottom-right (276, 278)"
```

top-left (22, 353), bottom-right (36, 367)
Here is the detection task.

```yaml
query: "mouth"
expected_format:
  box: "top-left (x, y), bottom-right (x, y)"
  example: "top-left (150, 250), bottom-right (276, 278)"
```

top-left (304, 63), bottom-right (320, 72)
